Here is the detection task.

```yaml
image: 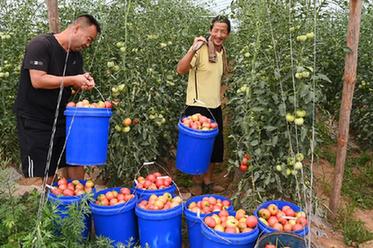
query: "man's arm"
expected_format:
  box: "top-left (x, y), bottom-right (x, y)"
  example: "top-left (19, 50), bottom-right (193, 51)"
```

top-left (30, 70), bottom-right (94, 90)
top-left (176, 36), bottom-right (207, 75)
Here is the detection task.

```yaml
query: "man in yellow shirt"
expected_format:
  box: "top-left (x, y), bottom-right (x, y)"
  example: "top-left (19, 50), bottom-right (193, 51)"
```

top-left (176, 15), bottom-right (230, 194)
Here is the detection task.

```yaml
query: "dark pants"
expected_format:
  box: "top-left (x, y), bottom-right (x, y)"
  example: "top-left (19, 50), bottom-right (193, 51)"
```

top-left (16, 115), bottom-right (66, 177)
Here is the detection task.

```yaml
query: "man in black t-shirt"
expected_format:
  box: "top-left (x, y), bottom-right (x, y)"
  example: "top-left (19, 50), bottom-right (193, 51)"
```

top-left (14, 14), bottom-right (101, 185)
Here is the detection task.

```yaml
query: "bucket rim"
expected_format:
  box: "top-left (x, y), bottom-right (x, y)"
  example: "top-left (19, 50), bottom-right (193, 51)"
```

top-left (132, 183), bottom-right (176, 194)
top-left (201, 218), bottom-right (260, 244)
top-left (178, 121), bottom-right (219, 134)
top-left (254, 200), bottom-right (309, 236)
top-left (90, 187), bottom-right (137, 208)
top-left (48, 179), bottom-right (95, 202)
top-left (135, 202), bottom-right (183, 220)
top-left (184, 194), bottom-right (234, 219)
top-left (64, 106), bottom-right (112, 117)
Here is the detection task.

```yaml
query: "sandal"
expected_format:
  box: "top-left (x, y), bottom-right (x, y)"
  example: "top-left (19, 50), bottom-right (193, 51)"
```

top-left (189, 184), bottom-right (202, 196)
top-left (202, 183), bottom-right (213, 194)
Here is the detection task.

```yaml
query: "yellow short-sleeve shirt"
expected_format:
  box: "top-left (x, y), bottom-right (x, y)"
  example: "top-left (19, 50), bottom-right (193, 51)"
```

top-left (186, 44), bottom-right (223, 108)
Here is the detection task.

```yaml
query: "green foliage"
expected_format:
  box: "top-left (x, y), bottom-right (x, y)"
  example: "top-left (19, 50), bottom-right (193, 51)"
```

top-left (318, 2), bottom-right (373, 149)
top-left (336, 204), bottom-right (373, 246)
top-left (227, 0), bottom-right (325, 205)
top-left (0, 0), bottom-right (48, 162)
top-left (342, 152), bottom-right (373, 209)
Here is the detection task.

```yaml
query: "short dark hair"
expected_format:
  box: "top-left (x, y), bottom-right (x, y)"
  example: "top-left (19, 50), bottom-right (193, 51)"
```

top-left (210, 15), bottom-right (231, 33)
top-left (75, 14), bottom-right (101, 34)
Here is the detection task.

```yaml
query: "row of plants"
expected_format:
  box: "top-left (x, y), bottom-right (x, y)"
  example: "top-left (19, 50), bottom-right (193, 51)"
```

top-left (0, 0), bottom-right (372, 217)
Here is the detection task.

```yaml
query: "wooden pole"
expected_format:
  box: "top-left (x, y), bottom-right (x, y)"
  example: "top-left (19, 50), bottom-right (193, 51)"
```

top-left (46, 0), bottom-right (60, 33)
top-left (329, 0), bottom-right (362, 218)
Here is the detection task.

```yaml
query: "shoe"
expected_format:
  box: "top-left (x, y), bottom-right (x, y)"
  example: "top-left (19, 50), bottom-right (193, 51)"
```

top-left (189, 184), bottom-right (202, 196)
top-left (202, 183), bottom-right (213, 194)
top-left (212, 185), bottom-right (225, 193)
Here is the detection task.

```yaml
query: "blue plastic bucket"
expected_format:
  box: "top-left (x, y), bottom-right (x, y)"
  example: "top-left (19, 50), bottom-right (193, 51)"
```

top-left (254, 232), bottom-right (315, 248)
top-left (47, 179), bottom-right (94, 239)
top-left (176, 121), bottom-right (218, 175)
top-left (132, 183), bottom-right (177, 199)
top-left (135, 199), bottom-right (183, 248)
top-left (64, 107), bottom-right (112, 166)
top-left (200, 213), bottom-right (259, 248)
top-left (90, 187), bottom-right (138, 247)
top-left (254, 200), bottom-right (309, 237)
top-left (184, 194), bottom-right (234, 248)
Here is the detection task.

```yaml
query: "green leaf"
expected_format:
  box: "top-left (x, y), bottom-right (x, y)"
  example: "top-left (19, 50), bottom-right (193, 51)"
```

top-left (264, 126), bottom-right (277, 131)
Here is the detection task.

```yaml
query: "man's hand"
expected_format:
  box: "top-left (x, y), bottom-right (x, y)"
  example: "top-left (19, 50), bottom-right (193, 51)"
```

top-left (82, 72), bottom-right (95, 90)
top-left (191, 36), bottom-right (207, 52)
top-left (74, 73), bottom-right (95, 91)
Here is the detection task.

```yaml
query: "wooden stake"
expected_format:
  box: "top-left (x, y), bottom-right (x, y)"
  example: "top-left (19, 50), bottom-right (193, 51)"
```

top-left (329, 0), bottom-right (362, 219)
top-left (46, 0), bottom-right (60, 33)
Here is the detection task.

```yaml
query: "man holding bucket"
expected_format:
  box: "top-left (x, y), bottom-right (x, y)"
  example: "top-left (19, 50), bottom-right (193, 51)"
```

top-left (13, 14), bottom-right (101, 185)
top-left (176, 15), bottom-right (231, 194)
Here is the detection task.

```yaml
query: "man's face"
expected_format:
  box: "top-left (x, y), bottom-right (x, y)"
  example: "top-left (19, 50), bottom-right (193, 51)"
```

top-left (209, 22), bottom-right (229, 49)
top-left (71, 24), bottom-right (97, 52)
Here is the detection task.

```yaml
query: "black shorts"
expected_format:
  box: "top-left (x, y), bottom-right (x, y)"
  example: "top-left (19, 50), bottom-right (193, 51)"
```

top-left (16, 115), bottom-right (67, 177)
top-left (184, 105), bottom-right (224, 163)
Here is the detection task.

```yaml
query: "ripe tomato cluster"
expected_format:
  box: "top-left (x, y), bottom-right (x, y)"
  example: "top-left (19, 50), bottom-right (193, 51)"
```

top-left (204, 209), bottom-right (258, 234)
top-left (138, 193), bottom-right (182, 210)
top-left (181, 113), bottom-right (218, 131)
top-left (50, 177), bottom-right (94, 197)
top-left (187, 196), bottom-right (231, 214)
top-left (66, 99), bottom-right (112, 108)
top-left (135, 172), bottom-right (172, 190)
top-left (95, 187), bottom-right (135, 206)
top-left (239, 153), bottom-right (250, 173)
top-left (258, 203), bottom-right (307, 232)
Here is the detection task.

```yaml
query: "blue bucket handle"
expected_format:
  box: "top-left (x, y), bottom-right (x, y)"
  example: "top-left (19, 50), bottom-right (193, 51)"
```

top-left (199, 213), bottom-right (233, 244)
top-left (132, 161), bottom-right (183, 201)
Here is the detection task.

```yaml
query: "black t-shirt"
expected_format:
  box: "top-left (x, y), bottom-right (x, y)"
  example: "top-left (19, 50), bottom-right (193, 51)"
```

top-left (14, 33), bottom-right (84, 126)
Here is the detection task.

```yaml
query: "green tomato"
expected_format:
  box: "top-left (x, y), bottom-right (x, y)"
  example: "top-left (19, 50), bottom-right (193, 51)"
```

top-left (122, 126), bottom-right (131, 133)
top-left (289, 27), bottom-right (295, 32)
top-left (113, 65), bottom-right (120, 71)
top-left (111, 87), bottom-right (118, 93)
top-left (114, 125), bottom-right (122, 132)
top-left (294, 161), bottom-right (303, 170)
top-left (295, 152), bottom-right (304, 161)
top-left (302, 71), bottom-right (310, 78)
top-left (107, 61), bottom-right (115, 68)
top-left (120, 47), bottom-right (126, 53)
top-left (295, 110), bottom-right (306, 118)
top-left (286, 113), bottom-right (295, 122)
top-left (294, 117), bottom-right (304, 126)
top-left (306, 32), bottom-right (315, 39)
top-left (276, 165), bottom-right (282, 172)
top-left (4, 72), bottom-right (9, 78)
top-left (116, 41), bottom-right (124, 48)
top-left (291, 170), bottom-right (298, 176)
top-left (286, 168), bottom-right (292, 176)
top-left (0, 72), bottom-right (4, 78)
top-left (244, 52), bottom-right (250, 57)
top-left (295, 72), bottom-right (303, 79)
top-left (118, 84), bottom-right (125, 91)
top-left (287, 157), bottom-right (296, 166)
top-left (296, 35), bottom-right (307, 42)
